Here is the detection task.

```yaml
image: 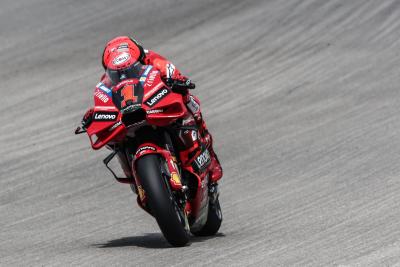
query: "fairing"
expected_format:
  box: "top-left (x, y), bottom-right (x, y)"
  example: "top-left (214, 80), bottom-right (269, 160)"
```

top-left (87, 68), bottom-right (188, 149)
top-left (84, 67), bottom-right (211, 222)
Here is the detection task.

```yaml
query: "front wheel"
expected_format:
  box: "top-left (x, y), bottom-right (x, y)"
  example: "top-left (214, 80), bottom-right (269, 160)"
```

top-left (136, 154), bottom-right (189, 247)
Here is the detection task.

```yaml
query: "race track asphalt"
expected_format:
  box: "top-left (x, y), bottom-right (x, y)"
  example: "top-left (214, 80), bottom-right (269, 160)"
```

top-left (2, 0), bottom-right (400, 266)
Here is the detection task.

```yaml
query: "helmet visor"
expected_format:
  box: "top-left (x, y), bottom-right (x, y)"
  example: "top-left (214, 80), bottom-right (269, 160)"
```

top-left (106, 61), bottom-right (143, 85)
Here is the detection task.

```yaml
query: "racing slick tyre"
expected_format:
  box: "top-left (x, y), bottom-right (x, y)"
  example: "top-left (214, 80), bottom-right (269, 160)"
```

top-left (191, 198), bottom-right (222, 236)
top-left (136, 154), bottom-right (189, 247)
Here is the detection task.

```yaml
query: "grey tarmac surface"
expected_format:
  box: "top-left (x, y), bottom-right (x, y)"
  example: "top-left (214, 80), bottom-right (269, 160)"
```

top-left (1, 0), bottom-right (400, 266)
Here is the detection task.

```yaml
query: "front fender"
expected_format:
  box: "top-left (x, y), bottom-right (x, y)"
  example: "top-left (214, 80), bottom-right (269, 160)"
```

top-left (133, 143), bottom-right (183, 191)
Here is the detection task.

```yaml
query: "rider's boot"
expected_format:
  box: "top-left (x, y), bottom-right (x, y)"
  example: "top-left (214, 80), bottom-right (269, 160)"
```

top-left (196, 116), bottom-right (223, 183)
top-left (183, 94), bottom-right (223, 183)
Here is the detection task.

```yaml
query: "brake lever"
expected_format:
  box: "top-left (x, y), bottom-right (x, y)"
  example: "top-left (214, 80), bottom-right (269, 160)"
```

top-left (75, 126), bottom-right (86, 135)
top-left (179, 79), bottom-right (195, 89)
top-left (185, 79), bottom-right (196, 89)
top-left (168, 79), bottom-right (195, 94)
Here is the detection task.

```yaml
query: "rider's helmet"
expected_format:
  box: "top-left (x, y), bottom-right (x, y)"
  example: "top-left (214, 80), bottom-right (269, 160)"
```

top-left (102, 36), bottom-right (145, 85)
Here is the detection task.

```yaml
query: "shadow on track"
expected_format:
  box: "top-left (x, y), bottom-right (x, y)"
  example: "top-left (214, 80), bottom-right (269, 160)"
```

top-left (94, 232), bottom-right (225, 249)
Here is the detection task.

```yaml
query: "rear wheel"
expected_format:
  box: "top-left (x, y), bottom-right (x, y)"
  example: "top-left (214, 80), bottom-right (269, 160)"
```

top-left (136, 154), bottom-right (189, 247)
top-left (191, 198), bottom-right (222, 236)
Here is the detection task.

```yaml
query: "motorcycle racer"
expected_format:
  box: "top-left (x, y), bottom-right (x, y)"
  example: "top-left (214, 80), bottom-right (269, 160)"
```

top-left (82, 36), bottom-right (222, 183)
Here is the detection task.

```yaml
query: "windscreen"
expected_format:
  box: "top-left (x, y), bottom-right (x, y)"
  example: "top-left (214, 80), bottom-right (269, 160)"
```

top-left (106, 61), bottom-right (143, 85)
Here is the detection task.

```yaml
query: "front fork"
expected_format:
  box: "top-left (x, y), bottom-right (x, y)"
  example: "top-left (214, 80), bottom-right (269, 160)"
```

top-left (132, 137), bottom-right (191, 234)
top-left (131, 128), bottom-right (187, 206)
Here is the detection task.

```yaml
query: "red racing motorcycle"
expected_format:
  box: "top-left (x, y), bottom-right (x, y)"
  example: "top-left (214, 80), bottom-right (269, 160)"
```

top-left (75, 66), bottom-right (222, 246)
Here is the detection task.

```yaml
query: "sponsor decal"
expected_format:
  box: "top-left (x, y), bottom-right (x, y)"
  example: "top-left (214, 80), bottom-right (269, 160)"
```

top-left (112, 52), bottom-right (130, 66)
top-left (145, 70), bottom-right (158, 87)
top-left (117, 78), bottom-right (136, 87)
top-left (119, 84), bottom-right (139, 108)
top-left (187, 96), bottom-right (200, 114)
top-left (166, 63), bottom-right (175, 79)
top-left (146, 109), bottom-right (164, 114)
top-left (144, 83), bottom-right (164, 98)
top-left (93, 111), bottom-right (118, 121)
top-left (191, 130), bottom-right (198, 141)
top-left (137, 185), bottom-right (145, 202)
top-left (121, 103), bottom-right (141, 114)
top-left (135, 145), bottom-right (156, 156)
top-left (170, 172), bottom-right (182, 187)
top-left (108, 121), bottom-right (122, 131)
top-left (96, 83), bottom-right (112, 95)
top-left (145, 88), bottom-right (170, 107)
top-left (140, 77), bottom-right (146, 82)
top-left (94, 89), bottom-right (110, 103)
top-left (117, 43), bottom-right (129, 51)
top-left (193, 149), bottom-right (211, 171)
top-left (143, 66), bottom-right (152, 76)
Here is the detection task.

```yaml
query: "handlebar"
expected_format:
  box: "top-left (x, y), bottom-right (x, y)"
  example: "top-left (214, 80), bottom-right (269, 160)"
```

top-left (75, 78), bottom-right (195, 134)
top-left (167, 79), bottom-right (195, 93)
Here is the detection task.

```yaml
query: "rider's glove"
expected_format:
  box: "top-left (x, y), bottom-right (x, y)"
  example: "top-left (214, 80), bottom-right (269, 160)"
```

top-left (81, 108), bottom-right (94, 129)
top-left (166, 78), bottom-right (195, 94)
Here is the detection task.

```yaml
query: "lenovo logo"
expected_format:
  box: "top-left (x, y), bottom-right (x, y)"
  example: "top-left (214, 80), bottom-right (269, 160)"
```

top-left (145, 88), bottom-right (170, 107)
top-left (93, 112), bottom-right (118, 121)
